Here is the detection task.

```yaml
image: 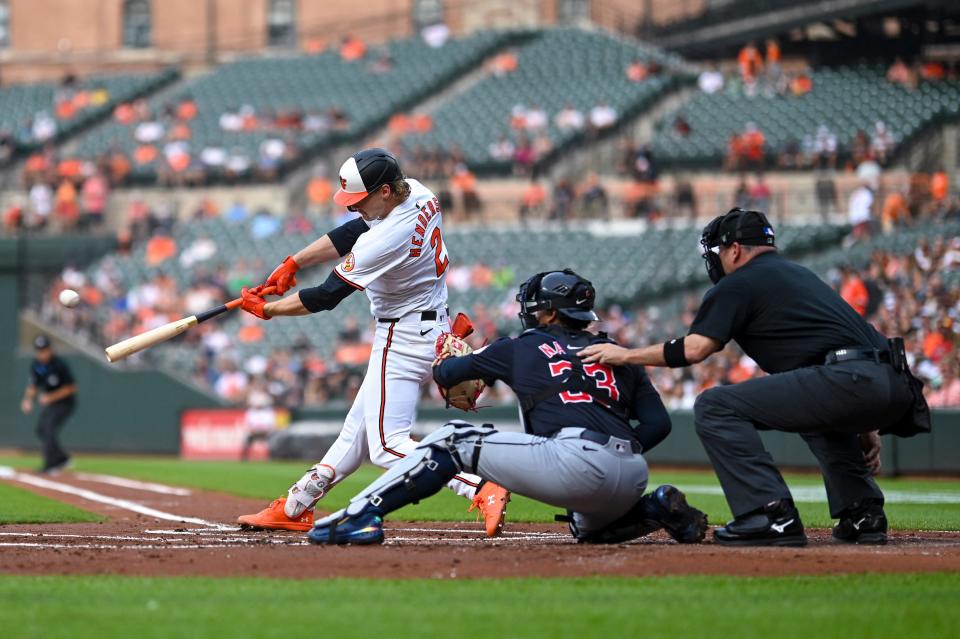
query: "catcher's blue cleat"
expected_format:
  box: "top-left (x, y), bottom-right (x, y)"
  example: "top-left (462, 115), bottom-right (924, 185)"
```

top-left (307, 509), bottom-right (384, 546)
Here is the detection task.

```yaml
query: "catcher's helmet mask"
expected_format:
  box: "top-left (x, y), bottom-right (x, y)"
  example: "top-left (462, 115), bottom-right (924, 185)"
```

top-left (516, 269), bottom-right (599, 329)
top-left (700, 208), bottom-right (776, 284)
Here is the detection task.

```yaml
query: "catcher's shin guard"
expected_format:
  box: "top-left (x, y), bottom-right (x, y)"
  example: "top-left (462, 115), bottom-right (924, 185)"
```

top-left (312, 421), bottom-right (496, 529)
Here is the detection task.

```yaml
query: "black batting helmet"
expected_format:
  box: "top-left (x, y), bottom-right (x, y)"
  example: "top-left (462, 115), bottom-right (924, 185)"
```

top-left (333, 147), bottom-right (404, 207)
top-left (516, 269), bottom-right (599, 329)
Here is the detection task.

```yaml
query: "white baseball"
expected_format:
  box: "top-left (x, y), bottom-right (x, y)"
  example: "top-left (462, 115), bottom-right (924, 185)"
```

top-left (59, 289), bottom-right (81, 308)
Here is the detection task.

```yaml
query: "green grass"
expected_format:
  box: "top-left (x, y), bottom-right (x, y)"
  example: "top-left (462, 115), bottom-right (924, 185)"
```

top-left (0, 573), bottom-right (957, 638)
top-left (2, 453), bottom-right (960, 529)
top-left (0, 481), bottom-right (102, 524)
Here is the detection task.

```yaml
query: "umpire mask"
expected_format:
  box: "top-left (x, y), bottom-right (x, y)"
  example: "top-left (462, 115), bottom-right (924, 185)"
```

top-left (699, 208), bottom-right (776, 284)
top-left (516, 269), bottom-right (599, 330)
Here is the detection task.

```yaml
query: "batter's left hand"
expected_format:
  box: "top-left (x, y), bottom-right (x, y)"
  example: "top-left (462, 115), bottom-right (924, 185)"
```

top-left (240, 287), bottom-right (271, 320)
top-left (579, 343), bottom-right (632, 366)
top-left (860, 430), bottom-right (881, 475)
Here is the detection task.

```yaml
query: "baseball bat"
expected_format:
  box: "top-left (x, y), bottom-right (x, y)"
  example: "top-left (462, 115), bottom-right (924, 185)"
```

top-left (104, 286), bottom-right (276, 363)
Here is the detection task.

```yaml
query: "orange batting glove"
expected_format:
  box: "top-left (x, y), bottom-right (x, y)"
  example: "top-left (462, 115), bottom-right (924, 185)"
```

top-left (253, 256), bottom-right (299, 296)
top-left (240, 287), bottom-right (271, 320)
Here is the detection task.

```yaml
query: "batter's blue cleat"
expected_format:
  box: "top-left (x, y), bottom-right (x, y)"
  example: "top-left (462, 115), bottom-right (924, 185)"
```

top-left (307, 509), bottom-right (384, 546)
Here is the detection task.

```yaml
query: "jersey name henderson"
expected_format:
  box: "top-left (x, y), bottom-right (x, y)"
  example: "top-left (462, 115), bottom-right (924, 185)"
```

top-left (335, 179), bottom-right (450, 319)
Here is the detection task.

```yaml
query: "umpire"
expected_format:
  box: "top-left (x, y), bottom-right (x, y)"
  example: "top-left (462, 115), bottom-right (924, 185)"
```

top-left (20, 335), bottom-right (77, 473)
top-left (581, 208), bottom-right (929, 547)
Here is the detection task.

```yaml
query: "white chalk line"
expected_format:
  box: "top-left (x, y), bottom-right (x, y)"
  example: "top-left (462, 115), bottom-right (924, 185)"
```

top-left (0, 542), bottom-right (311, 550)
top-left (2, 469), bottom-right (232, 530)
top-left (71, 472), bottom-right (192, 496)
top-left (0, 531), bottom-right (302, 545)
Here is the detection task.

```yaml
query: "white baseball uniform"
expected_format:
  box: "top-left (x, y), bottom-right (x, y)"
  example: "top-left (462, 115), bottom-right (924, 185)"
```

top-left (313, 179), bottom-right (481, 500)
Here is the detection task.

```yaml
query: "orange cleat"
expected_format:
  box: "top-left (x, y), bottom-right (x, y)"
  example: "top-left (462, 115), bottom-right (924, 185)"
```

top-left (468, 482), bottom-right (510, 537)
top-left (238, 497), bottom-right (314, 532)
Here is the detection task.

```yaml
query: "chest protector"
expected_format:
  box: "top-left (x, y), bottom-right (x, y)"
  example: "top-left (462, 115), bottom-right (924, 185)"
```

top-left (516, 325), bottom-right (631, 423)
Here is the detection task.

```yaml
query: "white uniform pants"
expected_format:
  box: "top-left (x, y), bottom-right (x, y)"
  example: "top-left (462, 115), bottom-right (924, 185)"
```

top-left (318, 309), bottom-right (481, 500)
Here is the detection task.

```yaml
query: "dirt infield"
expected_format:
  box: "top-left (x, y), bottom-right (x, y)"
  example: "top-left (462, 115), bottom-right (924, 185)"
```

top-left (3, 470), bottom-right (960, 579)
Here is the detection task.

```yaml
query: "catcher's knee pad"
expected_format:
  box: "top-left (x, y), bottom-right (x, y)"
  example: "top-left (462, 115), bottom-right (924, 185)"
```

top-left (285, 464), bottom-right (336, 518)
top-left (333, 439), bottom-right (460, 520)
top-left (418, 420), bottom-right (497, 474)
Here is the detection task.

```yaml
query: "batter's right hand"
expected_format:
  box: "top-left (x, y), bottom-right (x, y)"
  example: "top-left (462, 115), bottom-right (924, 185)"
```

top-left (254, 256), bottom-right (299, 296)
top-left (240, 287), bottom-right (271, 320)
top-left (20, 398), bottom-right (32, 414)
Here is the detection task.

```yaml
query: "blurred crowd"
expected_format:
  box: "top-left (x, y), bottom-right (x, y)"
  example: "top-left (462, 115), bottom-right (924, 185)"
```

top-left (688, 41), bottom-right (959, 173)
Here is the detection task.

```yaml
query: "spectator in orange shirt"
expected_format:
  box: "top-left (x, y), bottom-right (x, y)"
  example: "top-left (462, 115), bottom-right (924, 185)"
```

top-left (881, 191), bottom-right (909, 232)
top-left (114, 102), bottom-right (136, 125)
top-left (57, 158), bottom-right (83, 183)
top-left (790, 70), bottom-right (813, 96)
top-left (340, 35), bottom-right (367, 61)
top-left (54, 180), bottom-right (80, 229)
top-left (146, 235), bottom-right (177, 266)
top-left (177, 96), bottom-right (198, 121)
top-left (108, 149), bottom-right (132, 185)
top-left (412, 113), bottom-right (433, 133)
top-left (724, 134), bottom-right (744, 171)
top-left (451, 164), bottom-right (481, 219)
top-left (134, 144), bottom-right (158, 166)
top-left (490, 51), bottom-right (518, 76)
top-left (931, 171), bottom-right (949, 202)
top-left (626, 59), bottom-right (649, 82)
top-left (387, 113), bottom-right (410, 135)
top-left (840, 267), bottom-right (869, 316)
top-left (738, 42), bottom-right (763, 81)
top-left (742, 123), bottom-right (766, 170)
top-left (765, 39), bottom-right (781, 65)
top-left (923, 320), bottom-right (953, 363)
top-left (306, 173), bottom-right (332, 214)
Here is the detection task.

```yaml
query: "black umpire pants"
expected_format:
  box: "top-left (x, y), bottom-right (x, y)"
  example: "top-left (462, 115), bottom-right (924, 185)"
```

top-left (37, 398), bottom-right (75, 470)
top-left (694, 360), bottom-right (913, 518)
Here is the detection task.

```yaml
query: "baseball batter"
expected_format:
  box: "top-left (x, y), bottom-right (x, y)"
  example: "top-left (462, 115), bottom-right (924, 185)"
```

top-left (306, 270), bottom-right (709, 546)
top-left (236, 148), bottom-right (510, 535)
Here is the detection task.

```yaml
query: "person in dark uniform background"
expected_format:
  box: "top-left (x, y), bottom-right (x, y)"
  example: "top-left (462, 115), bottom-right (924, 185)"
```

top-left (20, 335), bottom-right (77, 473)
top-left (581, 208), bottom-right (925, 547)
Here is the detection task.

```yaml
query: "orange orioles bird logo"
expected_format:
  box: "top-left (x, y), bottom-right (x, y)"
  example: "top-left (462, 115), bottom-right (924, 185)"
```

top-left (340, 176), bottom-right (347, 189)
top-left (341, 252), bottom-right (356, 272)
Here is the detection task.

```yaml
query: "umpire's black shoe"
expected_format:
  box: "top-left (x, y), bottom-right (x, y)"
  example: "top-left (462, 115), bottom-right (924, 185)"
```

top-left (832, 500), bottom-right (887, 545)
top-left (714, 499), bottom-right (808, 547)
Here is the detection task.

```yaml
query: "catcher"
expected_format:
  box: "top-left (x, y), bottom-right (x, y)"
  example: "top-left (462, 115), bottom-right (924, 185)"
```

top-left (307, 269), bottom-right (709, 545)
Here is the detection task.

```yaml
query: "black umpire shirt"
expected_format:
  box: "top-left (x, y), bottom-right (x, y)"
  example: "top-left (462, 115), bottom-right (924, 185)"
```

top-left (689, 251), bottom-right (888, 374)
top-left (30, 356), bottom-right (75, 401)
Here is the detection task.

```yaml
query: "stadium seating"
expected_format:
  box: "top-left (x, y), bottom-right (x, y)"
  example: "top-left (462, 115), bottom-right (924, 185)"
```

top-left (398, 27), bottom-right (693, 173)
top-left (0, 68), bottom-right (176, 153)
top-left (70, 32), bottom-right (515, 183)
top-left (653, 65), bottom-right (960, 167)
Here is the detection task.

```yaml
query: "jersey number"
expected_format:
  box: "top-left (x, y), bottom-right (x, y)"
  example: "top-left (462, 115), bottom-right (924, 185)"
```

top-left (548, 361), bottom-right (620, 405)
top-left (430, 227), bottom-right (449, 277)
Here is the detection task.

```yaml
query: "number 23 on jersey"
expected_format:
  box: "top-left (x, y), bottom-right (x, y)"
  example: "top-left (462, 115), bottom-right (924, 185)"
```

top-left (549, 360), bottom-right (620, 404)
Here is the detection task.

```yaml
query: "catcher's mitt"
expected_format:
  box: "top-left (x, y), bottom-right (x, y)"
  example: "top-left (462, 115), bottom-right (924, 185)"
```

top-left (434, 332), bottom-right (484, 411)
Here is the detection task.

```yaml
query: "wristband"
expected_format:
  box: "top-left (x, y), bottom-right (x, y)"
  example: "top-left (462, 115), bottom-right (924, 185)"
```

top-left (663, 337), bottom-right (689, 368)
